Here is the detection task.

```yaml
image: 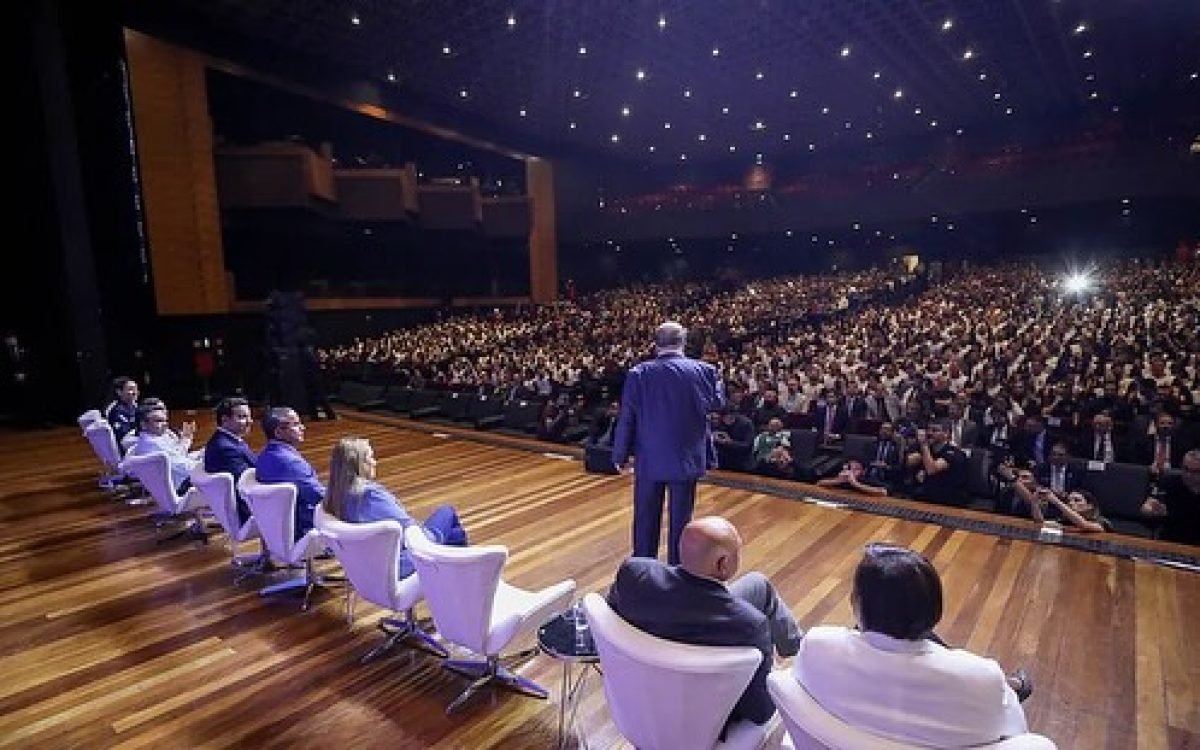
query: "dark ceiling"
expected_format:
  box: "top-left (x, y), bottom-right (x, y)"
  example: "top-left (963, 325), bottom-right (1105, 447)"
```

top-left (124, 0), bottom-right (1200, 167)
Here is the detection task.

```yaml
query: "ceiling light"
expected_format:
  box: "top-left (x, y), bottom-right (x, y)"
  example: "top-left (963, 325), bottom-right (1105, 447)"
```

top-left (755, 154), bottom-right (763, 164)
top-left (1030, 216), bottom-right (1038, 223)
top-left (893, 89), bottom-right (903, 99)
top-left (658, 15), bottom-right (667, 29)
top-left (1074, 22), bottom-right (1088, 35)
top-left (621, 106), bottom-right (631, 116)
top-left (790, 90), bottom-right (799, 98)
top-left (506, 13), bottom-right (516, 28)
top-left (942, 18), bottom-right (954, 31)
top-left (892, 172), bottom-right (900, 179)
top-left (866, 132), bottom-right (874, 139)
top-left (569, 121), bottom-right (577, 129)
top-left (811, 235), bottom-right (818, 242)
top-left (459, 88), bottom-right (468, 98)
top-left (680, 153), bottom-right (687, 161)
top-left (821, 106), bottom-right (830, 115)
top-left (578, 45), bottom-right (587, 55)
top-left (573, 89), bottom-right (582, 98)
top-left (873, 71), bottom-right (882, 80)
top-left (963, 48), bottom-right (975, 60)
top-left (1005, 107), bottom-right (1013, 115)
top-left (712, 47), bottom-right (721, 57)
top-left (1089, 91), bottom-right (1099, 99)
top-left (683, 88), bottom-right (692, 98)
top-left (841, 45), bottom-right (851, 58)
top-left (1192, 72), bottom-right (1199, 80)
top-left (956, 127), bottom-right (964, 135)
top-left (994, 92), bottom-right (1002, 100)
top-left (610, 134), bottom-right (620, 143)
top-left (698, 134), bottom-right (707, 141)
top-left (756, 71), bottom-right (765, 80)
top-left (648, 145), bottom-right (656, 152)
top-left (844, 120), bottom-right (852, 129)
top-left (1083, 50), bottom-right (1093, 59)
top-left (386, 71), bottom-right (396, 82)
top-left (1111, 105), bottom-right (1121, 113)
top-left (722, 106), bottom-right (730, 114)
top-left (636, 69), bottom-right (646, 81)
top-left (664, 122), bottom-right (672, 129)
top-left (786, 230), bottom-right (793, 237)
top-left (518, 108), bottom-right (527, 117)
top-left (930, 119), bottom-right (938, 127)
top-left (351, 13), bottom-right (361, 26)
top-left (808, 143), bottom-right (816, 151)
top-left (783, 133), bottom-right (791, 141)
top-left (853, 223), bottom-right (861, 230)
top-left (754, 120), bottom-right (765, 130)
top-left (914, 107), bottom-right (922, 115)
top-left (1085, 73), bottom-right (1096, 81)
top-left (931, 215), bottom-right (939, 223)
top-left (979, 72), bottom-right (988, 80)
top-left (442, 44), bottom-right (452, 55)
top-left (729, 145), bottom-right (737, 152)
top-left (947, 223), bottom-right (955, 230)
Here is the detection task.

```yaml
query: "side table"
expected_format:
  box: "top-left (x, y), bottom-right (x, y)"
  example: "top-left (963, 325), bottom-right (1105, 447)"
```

top-left (538, 608), bottom-right (601, 749)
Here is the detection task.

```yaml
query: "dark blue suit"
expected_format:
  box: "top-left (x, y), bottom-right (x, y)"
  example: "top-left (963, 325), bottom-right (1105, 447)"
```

top-left (106, 400), bottom-right (138, 447)
top-left (607, 558), bottom-right (775, 732)
top-left (203, 429), bottom-right (256, 524)
top-left (256, 440), bottom-right (324, 540)
top-left (613, 352), bottom-right (723, 564)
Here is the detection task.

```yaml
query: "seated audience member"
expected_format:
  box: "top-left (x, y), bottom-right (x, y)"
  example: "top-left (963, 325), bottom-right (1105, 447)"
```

top-left (1033, 443), bottom-right (1080, 497)
top-left (752, 418), bottom-right (793, 477)
top-left (994, 467), bottom-right (1037, 515)
top-left (323, 437), bottom-right (467, 578)
top-left (1075, 412), bottom-right (1125, 463)
top-left (811, 389), bottom-right (848, 444)
top-left (818, 458), bottom-right (888, 496)
top-left (751, 390), bottom-right (789, 431)
top-left (1014, 484), bottom-right (1110, 533)
top-left (105, 376), bottom-right (140, 447)
top-left (712, 407), bottom-right (756, 471)
top-left (129, 404), bottom-right (198, 492)
top-left (1136, 412), bottom-right (1190, 475)
top-left (203, 397), bottom-right (256, 524)
top-left (945, 400), bottom-right (979, 449)
top-left (792, 544), bottom-right (1031, 748)
top-left (1014, 415), bottom-right (1050, 468)
top-left (607, 516), bottom-right (804, 735)
top-left (256, 407), bottom-right (324, 540)
top-left (1141, 449), bottom-right (1200, 546)
top-left (864, 422), bottom-right (903, 487)
top-left (906, 422), bottom-right (968, 507)
top-left (587, 400), bottom-right (620, 447)
top-left (536, 402), bottom-right (569, 443)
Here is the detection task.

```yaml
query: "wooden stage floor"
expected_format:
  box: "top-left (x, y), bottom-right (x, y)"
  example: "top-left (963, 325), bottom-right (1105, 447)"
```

top-left (1, 414), bottom-right (1197, 749)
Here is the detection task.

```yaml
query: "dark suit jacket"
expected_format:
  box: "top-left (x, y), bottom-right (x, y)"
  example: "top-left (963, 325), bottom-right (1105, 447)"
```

top-left (607, 558), bottom-right (774, 730)
top-left (1034, 463), bottom-right (1082, 494)
top-left (613, 353), bottom-right (724, 481)
top-left (256, 439), bottom-right (325, 539)
top-left (1134, 433), bottom-right (1192, 469)
top-left (1074, 430), bottom-right (1128, 463)
top-left (811, 402), bottom-right (849, 438)
top-left (203, 429), bottom-right (256, 523)
top-left (865, 437), bottom-right (903, 483)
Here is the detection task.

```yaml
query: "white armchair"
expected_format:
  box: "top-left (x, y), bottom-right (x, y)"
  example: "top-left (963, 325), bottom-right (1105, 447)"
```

top-left (78, 409), bottom-right (102, 433)
top-left (404, 525), bottom-right (575, 713)
top-left (84, 420), bottom-right (141, 499)
top-left (119, 451), bottom-right (208, 543)
top-left (315, 505), bottom-right (446, 662)
top-left (189, 466), bottom-right (264, 583)
top-left (238, 469), bottom-right (334, 610)
top-left (581, 593), bottom-right (783, 750)
top-left (765, 671), bottom-right (1057, 750)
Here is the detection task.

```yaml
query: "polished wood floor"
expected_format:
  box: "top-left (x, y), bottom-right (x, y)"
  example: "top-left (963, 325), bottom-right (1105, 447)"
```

top-left (1, 414), bottom-right (1197, 749)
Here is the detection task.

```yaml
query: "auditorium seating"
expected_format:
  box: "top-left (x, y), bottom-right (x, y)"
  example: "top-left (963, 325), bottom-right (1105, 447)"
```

top-left (334, 381), bottom-right (387, 410)
top-left (119, 451), bottom-right (209, 543)
top-left (1071, 461), bottom-right (1155, 536)
top-left (404, 525), bottom-right (575, 713)
top-left (583, 593), bottom-right (784, 750)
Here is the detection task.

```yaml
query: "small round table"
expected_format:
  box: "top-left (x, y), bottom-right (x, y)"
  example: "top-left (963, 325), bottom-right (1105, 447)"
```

top-left (538, 610), bottom-right (601, 749)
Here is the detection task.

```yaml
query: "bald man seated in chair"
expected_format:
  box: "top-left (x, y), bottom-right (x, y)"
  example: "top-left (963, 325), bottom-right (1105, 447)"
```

top-left (607, 516), bottom-right (804, 735)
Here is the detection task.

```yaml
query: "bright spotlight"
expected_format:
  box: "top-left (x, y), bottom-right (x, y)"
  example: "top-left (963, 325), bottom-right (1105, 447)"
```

top-left (1062, 273), bottom-right (1093, 294)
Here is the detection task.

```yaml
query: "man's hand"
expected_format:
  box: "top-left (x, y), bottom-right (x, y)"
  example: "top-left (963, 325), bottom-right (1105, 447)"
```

top-left (1142, 497), bottom-right (1167, 516)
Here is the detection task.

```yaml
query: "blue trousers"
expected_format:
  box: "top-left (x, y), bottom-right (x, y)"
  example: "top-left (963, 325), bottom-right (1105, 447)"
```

top-left (399, 504), bottom-right (467, 579)
top-left (633, 475), bottom-right (697, 565)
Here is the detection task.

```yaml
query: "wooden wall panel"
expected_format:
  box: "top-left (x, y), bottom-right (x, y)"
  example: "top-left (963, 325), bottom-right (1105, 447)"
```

top-left (123, 29), bottom-right (229, 315)
top-left (527, 158), bottom-right (558, 303)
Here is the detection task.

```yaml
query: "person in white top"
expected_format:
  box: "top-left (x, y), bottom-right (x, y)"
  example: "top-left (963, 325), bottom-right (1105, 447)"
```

top-left (129, 404), bottom-right (199, 492)
top-left (792, 544), bottom-right (1032, 748)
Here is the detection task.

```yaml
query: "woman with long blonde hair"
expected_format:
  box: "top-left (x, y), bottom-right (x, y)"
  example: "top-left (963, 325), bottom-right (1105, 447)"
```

top-left (324, 437), bottom-right (467, 577)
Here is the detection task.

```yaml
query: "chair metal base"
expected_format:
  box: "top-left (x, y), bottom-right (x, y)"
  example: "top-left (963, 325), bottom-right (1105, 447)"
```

top-left (257, 558), bottom-right (344, 611)
top-left (442, 654), bottom-right (549, 713)
top-left (232, 551), bottom-right (271, 584)
top-left (361, 613), bottom-right (449, 663)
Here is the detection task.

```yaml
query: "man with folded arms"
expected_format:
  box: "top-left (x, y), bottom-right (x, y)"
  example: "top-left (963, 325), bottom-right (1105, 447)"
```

top-left (607, 516), bottom-right (803, 736)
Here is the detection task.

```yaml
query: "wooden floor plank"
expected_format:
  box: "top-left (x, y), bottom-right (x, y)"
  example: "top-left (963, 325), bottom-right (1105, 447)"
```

top-left (2, 415), bottom-right (1198, 749)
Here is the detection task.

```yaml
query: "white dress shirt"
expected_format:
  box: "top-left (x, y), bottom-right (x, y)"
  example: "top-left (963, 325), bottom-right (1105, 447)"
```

top-left (792, 626), bottom-right (1028, 748)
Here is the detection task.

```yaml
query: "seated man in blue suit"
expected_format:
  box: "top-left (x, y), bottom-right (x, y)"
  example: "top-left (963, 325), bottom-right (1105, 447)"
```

top-left (203, 397), bottom-right (256, 525)
top-left (256, 407), bottom-right (324, 540)
top-left (607, 516), bottom-right (804, 736)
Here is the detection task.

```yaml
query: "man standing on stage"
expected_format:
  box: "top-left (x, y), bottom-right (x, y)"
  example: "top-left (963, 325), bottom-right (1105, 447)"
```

top-left (613, 321), bottom-right (725, 564)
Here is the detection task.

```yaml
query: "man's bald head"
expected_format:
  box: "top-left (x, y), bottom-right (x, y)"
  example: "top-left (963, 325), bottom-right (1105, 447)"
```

top-left (679, 516), bottom-right (742, 581)
top-left (655, 321), bottom-right (687, 352)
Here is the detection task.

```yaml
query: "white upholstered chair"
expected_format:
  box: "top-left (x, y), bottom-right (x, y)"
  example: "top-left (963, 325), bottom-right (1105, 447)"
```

top-left (78, 409), bottom-right (102, 433)
top-left (238, 468), bottom-right (334, 610)
top-left (404, 525), bottom-right (575, 713)
top-left (765, 671), bottom-right (1057, 750)
top-left (314, 505), bottom-right (447, 661)
top-left (84, 420), bottom-right (138, 497)
top-left (119, 450), bottom-right (208, 542)
top-left (582, 593), bottom-right (784, 750)
top-left (189, 466), bottom-right (265, 583)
